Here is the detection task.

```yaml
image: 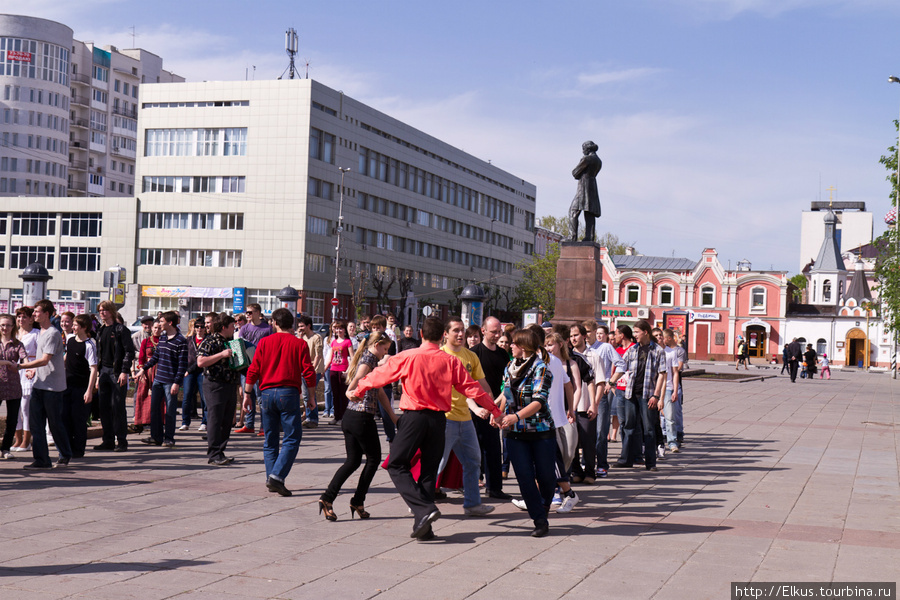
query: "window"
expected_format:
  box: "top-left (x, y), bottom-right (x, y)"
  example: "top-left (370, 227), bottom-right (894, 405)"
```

top-left (143, 128), bottom-right (247, 157)
top-left (626, 283), bottom-right (641, 305)
top-left (10, 246), bottom-right (54, 269)
top-left (307, 177), bottom-right (333, 200)
top-left (309, 127), bottom-right (335, 164)
top-left (61, 213), bottom-right (102, 237)
top-left (700, 285), bottom-right (715, 307)
top-left (751, 286), bottom-right (766, 310)
top-left (139, 248), bottom-right (242, 267)
top-left (307, 216), bottom-right (329, 236)
top-left (12, 213), bottom-right (55, 236)
top-left (823, 279), bottom-right (832, 303)
top-left (139, 212), bottom-right (243, 230)
top-left (659, 284), bottom-right (674, 306)
top-left (306, 253), bottom-right (328, 273)
top-left (59, 247), bottom-right (100, 271)
top-left (601, 282), bottom-right (608, 304)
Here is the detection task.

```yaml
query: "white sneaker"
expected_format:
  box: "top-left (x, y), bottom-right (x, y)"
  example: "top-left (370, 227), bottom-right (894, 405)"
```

top-left (556, 492), bottom-right (580, 513)
top-left (550, 488), bottom-right (562, 508)
top-left (464, 503), bottom-right (495, 517)
top-left (511, 499), bottom-right (528, 511)
top-left (657, 445), bottom-right (666, 459)
top-left (178, 425), bottom-right (189, 431)
top-left (198, 424), bottom-right (207, 431)
top-left (1, 451), bottom-right (13, 459)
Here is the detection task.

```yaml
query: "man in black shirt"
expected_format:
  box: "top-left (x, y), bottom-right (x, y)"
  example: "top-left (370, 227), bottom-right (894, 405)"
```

top-left (471, 316), bottom-right (511, 500)
top-left (94, 301), bottom-right (135, 452)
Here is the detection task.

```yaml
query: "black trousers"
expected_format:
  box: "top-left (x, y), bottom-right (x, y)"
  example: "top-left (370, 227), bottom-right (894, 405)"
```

top-left (1, 398), bottom-right (20, 452)
top-left (204, 378), bottom-right (238, 460)
top-left (322, 409), bottom-right (382, 505)
top-left (572, 411), bottom-right (597, 477)
top-left (387, 409), bottom-right (446, 527)
top-left (472, 411), bottom-right (504, 493)
top-left (98, 367), bottom-right (128, 446)
top-left (62, 384), bottom-right (90, 457)
top-left (789, 361), bottom-right (799, 382)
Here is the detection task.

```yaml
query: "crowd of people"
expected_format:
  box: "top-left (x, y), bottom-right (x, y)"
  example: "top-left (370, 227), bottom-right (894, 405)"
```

top-left (0, 300), bottom-right (691, 540)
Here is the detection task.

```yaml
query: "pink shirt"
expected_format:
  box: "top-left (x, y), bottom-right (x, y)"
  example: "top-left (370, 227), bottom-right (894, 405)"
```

top-left (330, 338), bottom-right (352, 373)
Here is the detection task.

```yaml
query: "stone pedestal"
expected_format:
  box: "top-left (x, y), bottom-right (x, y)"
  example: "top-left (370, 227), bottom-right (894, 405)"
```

top-left (554, 241), bottom-right (603, 326)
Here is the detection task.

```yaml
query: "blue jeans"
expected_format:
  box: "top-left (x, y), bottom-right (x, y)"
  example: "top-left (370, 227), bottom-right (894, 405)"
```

top-left (303, 373), bottom-right (321, 423)
top-left (437, 418), bottom-right (483, 508)
top-left (150, 381), bottom-right (179, 443)
top-left (323, 368), bottom-right (333, 416)
top-left (30, 388), bottom-right (71, 466)
top-left (182, 372), bottom-right (206, 426)
top-left (661, 388), bottom-right (684, 445)
top-left (259, 386), bottom-right (302, 482)
top-left (593, 390), bottom-right (612, 470)
top-left (240, 372), bottom-right (259, 429)
top-left (506, 435), bottom-right (557, 527)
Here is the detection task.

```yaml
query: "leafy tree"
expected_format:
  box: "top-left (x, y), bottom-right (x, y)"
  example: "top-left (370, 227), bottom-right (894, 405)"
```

top-left (512, 242), bottom-right (560, 318)
top-left (873, 119), bottom-right (900, 335)
top-left (536, 215), bottom-right (635, 254)
top-left (789, 273), bottom-right (807, 302)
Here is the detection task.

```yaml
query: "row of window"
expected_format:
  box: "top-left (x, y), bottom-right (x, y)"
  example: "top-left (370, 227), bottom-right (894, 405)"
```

top-left (107, 180), bottom-right (134, 194)
top-left (111, 79), bottom-right (139, 99)
top-left (357, 146), bottom-right (515, 225)
top-left (0, 212), bottom-right (103, 237)
top-left (3, 85), bottom-right (67, 110)
top-left (2, 131), bottom-right (68, 157)
top-left (0, 38), bottom-right (70, 86)
top-left (355, 227), bottom-right (511, 275)
top-left (139, 212), bottom-right (244, 231)
top-left (144, 128), bottom-right (248, 157)
top-left (606, 282), bottom-right (767, 309)
top-left (139, 248), bottom-right (243, 268)
top-left (2, 108), bottom-right (66, 134)
top-left (3, 245), bottom-right (100, 271)
top-left (142, 176), bottom-right (246, 194)
top-left (141, 100), bottom-right (248, 109)
top-left (1, 178), bottom-right (65, 196)
top-left (356, 192), bottom-right (513, 251)
top-left (309, 128), bottom-right (335, 164)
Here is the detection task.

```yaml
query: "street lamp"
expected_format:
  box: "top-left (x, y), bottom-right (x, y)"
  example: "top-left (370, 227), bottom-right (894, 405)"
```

top-left (889, 76), bottom-right (900, 378)
top-left (332, 167), bottom-right (351, 321)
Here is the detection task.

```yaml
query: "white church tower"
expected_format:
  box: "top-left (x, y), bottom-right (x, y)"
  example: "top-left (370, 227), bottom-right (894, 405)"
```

top-left (808, 208), bottom-right (847, 306)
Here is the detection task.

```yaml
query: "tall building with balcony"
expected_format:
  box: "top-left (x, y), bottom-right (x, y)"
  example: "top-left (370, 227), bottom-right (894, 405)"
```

top-left (0, 13), bottom-right (183, 199)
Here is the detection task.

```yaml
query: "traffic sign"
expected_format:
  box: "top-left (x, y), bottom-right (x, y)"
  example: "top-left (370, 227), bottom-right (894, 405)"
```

top-left (331, 298), bottom-right (339, 306)
top-left (422, 305), bottom-right (434, 316)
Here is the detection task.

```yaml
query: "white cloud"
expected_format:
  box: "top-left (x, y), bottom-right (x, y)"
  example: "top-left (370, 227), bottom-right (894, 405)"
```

top-left (577, 68), bottom-right (662, 87)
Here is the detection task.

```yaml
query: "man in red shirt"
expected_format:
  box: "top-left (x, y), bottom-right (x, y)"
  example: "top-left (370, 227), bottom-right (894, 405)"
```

top-left (349, 316), bottom-right (503, 540)
top-left (244, 308), bottom-right (316, 497)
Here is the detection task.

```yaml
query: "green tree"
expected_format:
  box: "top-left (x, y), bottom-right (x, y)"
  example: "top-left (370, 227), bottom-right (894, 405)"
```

top-left (512, 242), bottom-right (560, 318)
top-left (873, 119), bottom-right (900, 334)
top-left (537, 215), bottom-right (636, 254)
top-left (789, 273), bottom-right (807, 302)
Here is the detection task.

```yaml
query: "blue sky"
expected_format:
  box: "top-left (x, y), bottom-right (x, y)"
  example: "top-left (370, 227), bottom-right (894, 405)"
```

top-left (25, 0), bottom-right (900, 273)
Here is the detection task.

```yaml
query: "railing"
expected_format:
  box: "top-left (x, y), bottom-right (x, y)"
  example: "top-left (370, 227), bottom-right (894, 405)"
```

top-left (70, 118), bottom-right (88, 128)
top-left (70, 73), bottom-right (90, 85)
top-left (69, 160), bottom-right (87, 171)
top-left (70, 95), bottom-right (89, 107)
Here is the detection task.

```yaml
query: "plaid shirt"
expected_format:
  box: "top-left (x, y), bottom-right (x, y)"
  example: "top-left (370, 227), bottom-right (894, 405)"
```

top-left (613, 341), bottom-right (666, 400)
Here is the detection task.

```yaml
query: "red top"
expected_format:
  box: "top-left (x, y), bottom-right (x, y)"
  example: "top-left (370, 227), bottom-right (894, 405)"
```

top-left (355, 341), bottom-right (502, 417)
top-left (246, 332), bottom-right (316, 392)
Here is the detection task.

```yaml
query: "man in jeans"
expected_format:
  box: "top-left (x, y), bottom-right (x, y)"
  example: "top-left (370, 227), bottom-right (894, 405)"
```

top-left (235, 303), bottom-right (272, 433)
top-left (10, 300), bottom-right (71, 469)
top-left (243, 308), bottom-right (316, 496)
top-left (297, 314), bottom-right (324, 429)
top-left (94, 301), bottom-right (134, 452)
top-left (137, 311), bottom-right (188, 448)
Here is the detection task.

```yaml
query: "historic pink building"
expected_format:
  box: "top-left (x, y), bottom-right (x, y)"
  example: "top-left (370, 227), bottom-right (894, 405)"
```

top-left (597, 247), bottom-right (788, 361)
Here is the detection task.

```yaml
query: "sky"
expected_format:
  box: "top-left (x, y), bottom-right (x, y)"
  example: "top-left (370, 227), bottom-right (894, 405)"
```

top-left (21, 0), bottom-right (900, 274)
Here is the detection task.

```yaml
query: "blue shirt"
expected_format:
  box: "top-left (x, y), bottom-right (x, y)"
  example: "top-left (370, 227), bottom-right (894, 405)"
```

top-left (144, 330), bottom-right (189, 387)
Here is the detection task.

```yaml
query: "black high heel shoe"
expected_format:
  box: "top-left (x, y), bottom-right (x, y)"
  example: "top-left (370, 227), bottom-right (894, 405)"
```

top-left (349, 503), bottom-right (370, 519)
top-left (318, 499), bottom-right (337, 521)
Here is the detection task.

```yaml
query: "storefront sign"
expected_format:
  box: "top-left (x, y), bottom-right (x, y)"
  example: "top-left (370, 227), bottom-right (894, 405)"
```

top-left (600, 309), bottom-right (633, 317)
top-left (689, 311), bottom-right (720, 322)
top-left (232, 287), bottom-right (245, 313)
top-left (141, 286), bottom-right (233, 298)
top-left (6, 51), bottom-right (32, 62)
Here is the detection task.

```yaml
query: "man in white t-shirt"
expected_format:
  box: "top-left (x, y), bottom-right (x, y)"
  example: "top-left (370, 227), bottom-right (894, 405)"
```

top-left (569, 323), bottom-right (605, 484)
top-left (663, 329), bottom-right (686, 452)
top-left (586, 321), bottom-right (619, 478)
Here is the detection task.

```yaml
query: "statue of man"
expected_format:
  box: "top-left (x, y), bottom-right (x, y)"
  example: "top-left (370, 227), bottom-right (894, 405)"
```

top-left (568, 140), bottom-right (602, 242)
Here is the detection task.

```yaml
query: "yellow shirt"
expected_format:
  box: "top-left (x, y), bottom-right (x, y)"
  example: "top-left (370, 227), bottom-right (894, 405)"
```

top-left (441, 345), bottom-right (485, 421)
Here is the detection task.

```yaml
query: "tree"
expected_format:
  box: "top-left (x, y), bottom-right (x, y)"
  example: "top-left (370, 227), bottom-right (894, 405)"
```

top-left (789, 273), bottom-right (807, 302)
top-left (536, 215), bottom-right (636, 254)
top-left (512, 242), bottom-right (560, 318)
top-left (873, 119), bottom-right (900, 335)
top-left (371, 268), bottom-right (397, 315)
top-left (346, 262), bottom-right (370, 320)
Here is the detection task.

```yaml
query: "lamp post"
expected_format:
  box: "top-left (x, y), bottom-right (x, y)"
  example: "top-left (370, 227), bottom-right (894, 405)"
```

top-left (889, 76), bottom-right (900, 378)
top-left (332, 167), bottom-right (351, 321)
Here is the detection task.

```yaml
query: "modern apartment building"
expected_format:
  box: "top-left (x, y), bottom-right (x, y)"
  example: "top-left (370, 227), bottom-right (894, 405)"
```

top-left (0, 13), bottom-right (183, 199)
top-left (0, 77), bottom-right (537, 322)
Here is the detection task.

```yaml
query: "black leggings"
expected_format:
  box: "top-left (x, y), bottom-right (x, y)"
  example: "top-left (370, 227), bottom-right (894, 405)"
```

top-left (1, 398), bottom-right (20, 452)
top-left (322, 409), bottom-right (382, 505)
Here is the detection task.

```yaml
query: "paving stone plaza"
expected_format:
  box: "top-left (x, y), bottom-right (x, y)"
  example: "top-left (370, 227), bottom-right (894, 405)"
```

top-left (1, 364), bottom-right (898, 599)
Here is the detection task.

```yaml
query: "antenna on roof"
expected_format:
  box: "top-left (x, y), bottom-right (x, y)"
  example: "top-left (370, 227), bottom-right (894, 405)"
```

top-left (129, 26), bottom-right (138, 48)
top-left (285, 28), bottom-right (298, 80)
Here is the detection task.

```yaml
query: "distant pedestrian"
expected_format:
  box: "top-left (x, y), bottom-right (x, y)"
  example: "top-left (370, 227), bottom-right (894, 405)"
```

top-left (787, 338), bottom-right (802, 383)
top-left (804, 344), bottom-right (818, 381)
top-left (819, 353), bottom-right (831, 380)
top-left (62, 315), bottom-right (98, 458)
top-left (781, 344), bottom-right (790, 375)
top-left (197, 312), bottom-right (240, 466)
top-left (94, 301), bottom-right (134, 452)
top-left (136, 312), bottom-right (188, 448)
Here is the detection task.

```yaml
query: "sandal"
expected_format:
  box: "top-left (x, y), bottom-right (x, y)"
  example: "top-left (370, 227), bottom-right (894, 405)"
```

top-left (318, 499), bottom-right (337, 522)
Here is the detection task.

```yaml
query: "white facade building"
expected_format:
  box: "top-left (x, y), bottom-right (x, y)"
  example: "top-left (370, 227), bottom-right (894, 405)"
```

top-left (798, 201), bottom-right (873, 273)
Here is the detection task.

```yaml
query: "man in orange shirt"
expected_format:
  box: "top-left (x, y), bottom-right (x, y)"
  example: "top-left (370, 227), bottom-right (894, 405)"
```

top-left (349, 316), bottom-right (503, 540)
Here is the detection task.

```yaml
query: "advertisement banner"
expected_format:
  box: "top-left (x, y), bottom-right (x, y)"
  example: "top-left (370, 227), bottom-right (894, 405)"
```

top-left (6, 50), bottom-right (32, 62)
top-left (141, 286), bottom-right (233, 298)
top-left (233, 287), bottom-right (246, 314)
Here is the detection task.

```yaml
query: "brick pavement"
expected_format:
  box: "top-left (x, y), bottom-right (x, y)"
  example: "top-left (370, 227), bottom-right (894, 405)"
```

top-left (0, 365), bottom-right (897, 599)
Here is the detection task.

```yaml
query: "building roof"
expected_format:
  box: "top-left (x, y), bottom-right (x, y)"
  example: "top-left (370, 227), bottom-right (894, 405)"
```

top-left (811, 209), bottom-right (845, 272)
top-left (842, 263), bottom-right (872, 303)
top-left (611, 255), bottom-right (697, 271)
top-left (787, 303), bottom-right (837, 317)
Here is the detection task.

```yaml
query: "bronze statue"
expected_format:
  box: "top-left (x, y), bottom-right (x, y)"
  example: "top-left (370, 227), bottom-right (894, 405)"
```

top-left (568, 140), bottom-right (602, 242)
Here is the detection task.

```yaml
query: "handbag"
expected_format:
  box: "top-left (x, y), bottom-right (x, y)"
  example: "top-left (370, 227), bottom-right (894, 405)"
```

top-left (555, 422), bottom-right (579, 471)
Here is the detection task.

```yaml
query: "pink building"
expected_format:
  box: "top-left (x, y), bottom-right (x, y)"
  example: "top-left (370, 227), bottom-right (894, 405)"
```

top-left (597, 247), bottom-right (788, 361)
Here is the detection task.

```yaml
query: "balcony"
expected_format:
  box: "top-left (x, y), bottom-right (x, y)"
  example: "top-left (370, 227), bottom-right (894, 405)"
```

top-left (112, 106), bottom-right (137, 119)
top-left (70, 118), bottom-right (88, 129)
top-left (70, 137), bottom-right (88, 150)
top-left (71, 95), bottom-right (89, 107)
top-left (69, 160), bottom-right (87, 171)
top-left (71, 73), bottom-right (90, 86)
top-left (68, 180), bottom-right (87, 192)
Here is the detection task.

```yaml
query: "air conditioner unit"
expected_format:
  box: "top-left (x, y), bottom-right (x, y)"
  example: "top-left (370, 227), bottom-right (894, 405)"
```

top-left (178, 298), bottom-right (190, 308)
top-left (71, 291), bottom-right (84, 300)
top-left (636, 307), bottom-right (649, 319)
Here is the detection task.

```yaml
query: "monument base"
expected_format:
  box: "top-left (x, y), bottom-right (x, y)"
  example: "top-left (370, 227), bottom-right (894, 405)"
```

top-left (553, 241), bottom-right (603, 327)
